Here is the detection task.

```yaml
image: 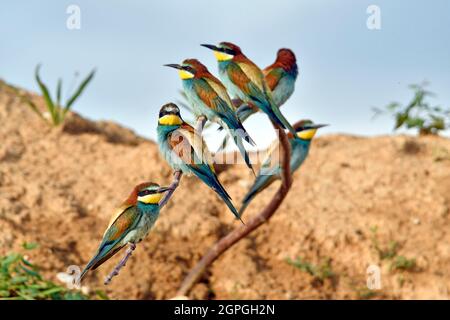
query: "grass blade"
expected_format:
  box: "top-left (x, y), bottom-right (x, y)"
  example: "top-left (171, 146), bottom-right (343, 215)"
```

top-left (9, 87), bottom-right (46, 121)
top-left (64, 68), bottom-right (96, 114)
top-left (56, 78), bottom-right (62, 107)
top-left (35, 64), bottom-right (58, 125)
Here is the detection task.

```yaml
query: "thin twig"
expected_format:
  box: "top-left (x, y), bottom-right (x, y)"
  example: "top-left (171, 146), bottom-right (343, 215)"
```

top-left (104, 243), bottom-right (136, 285)
top-left (159, 170), bottom-right (183, 209)
top-left (176, 122), bottom-right (293, 297)
top-left (196, 115), bottom-right (207, 135)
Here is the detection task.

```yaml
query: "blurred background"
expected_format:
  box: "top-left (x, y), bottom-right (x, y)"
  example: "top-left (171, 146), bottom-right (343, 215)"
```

top-left (1, 0), bottom-right (449, 149)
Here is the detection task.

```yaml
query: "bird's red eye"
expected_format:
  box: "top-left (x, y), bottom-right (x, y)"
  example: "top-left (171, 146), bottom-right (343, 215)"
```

top-left (138, 190), bottom-right (152, 197)
top-left (185, 66), bottom-right (195, 73)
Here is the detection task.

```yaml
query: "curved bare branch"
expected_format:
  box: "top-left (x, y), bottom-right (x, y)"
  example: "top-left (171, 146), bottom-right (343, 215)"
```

top-left (176, 122), bottom-right (293, 297)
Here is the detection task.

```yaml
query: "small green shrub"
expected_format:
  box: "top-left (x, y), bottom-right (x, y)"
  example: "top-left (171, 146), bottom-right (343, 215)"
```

top-left (370, 227), bottom-right (416, 273)
top-left (356, 287), bottom-right (378, 299)
top-left (286, 256), bottom-right (334, 282)
top-left (373, 82), bottom-right (450, 135)
top-left (390, 256), bottom-right (416, 272)
top-left (370, 226), bottom-right (399, 260)
top-left (0, 245), bottom-right (106, 300)
top-left (16, 64), bottom-right (95, 126)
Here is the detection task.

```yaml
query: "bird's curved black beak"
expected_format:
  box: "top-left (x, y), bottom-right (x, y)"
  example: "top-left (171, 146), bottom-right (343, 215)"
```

top-left (311, 124), bottom-right (329, 129)
top-left (201, 44), bottom-right (221, 52)
top-left (298, 124), bottom-right (329, 131)
top-left (157, 186), bottom-right (171, 193)
top-left (164, 64), bottom-right (183, 70)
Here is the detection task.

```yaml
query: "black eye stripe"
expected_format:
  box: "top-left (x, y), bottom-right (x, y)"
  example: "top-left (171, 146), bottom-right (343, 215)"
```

top-left (138, 189), bottom-right (156, 197)
top-left (183, 66), bottom-right (195, 73)
top-left (296, 126), bottom-right (315, 132)
top-left (159, 109), bottom-right (180, 118)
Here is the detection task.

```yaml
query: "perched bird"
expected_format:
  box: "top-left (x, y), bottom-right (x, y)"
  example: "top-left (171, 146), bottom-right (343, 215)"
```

top-left (237, 48), bottom-right (298, 122)
top-left (219, 48), bottom-right (298, 151)
top-left (156, 103), bottom-right (242, 222)
top-left (201, 42), bottom-right (296, 135)
top-left (164, 59), bottom-right (256, 173)
top-left (79, 182), bottom-right (169, 282)
top-left (239, 120), bottom-right (327, 217)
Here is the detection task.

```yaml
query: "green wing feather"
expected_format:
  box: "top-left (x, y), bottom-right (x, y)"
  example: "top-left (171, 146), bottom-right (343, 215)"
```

top-left (80, 206), bottom-right (141, 279)
top-left (170, 127), bottom-right (240, 219)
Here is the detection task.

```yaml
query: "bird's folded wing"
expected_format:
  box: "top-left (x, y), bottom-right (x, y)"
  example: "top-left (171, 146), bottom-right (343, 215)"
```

top-left (226, 62), bottom-right (269, 107)
top-left (263, 67), bottom-right (284, 92)
top-left (203, 78), bottom-right (236, 111)
top-left (259, 139), bottom-right (282, 176)
top-left (106, 203), bottom-right (133, 230)
top-left (104, 205), bottom-right (140, 240)
top-left (194, 80), bottom-right (237, 122)
top-left (226, 62), bottom-right (251, 93)
top-left (87, 206), bottom-right (141, 271)
top-left (169, 124), bottom-right (215, 171)
top-left (236, 61), bottom-right (265, 92)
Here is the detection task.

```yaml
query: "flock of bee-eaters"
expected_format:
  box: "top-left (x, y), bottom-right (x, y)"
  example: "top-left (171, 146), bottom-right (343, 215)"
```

top-left (79, 42), bottom-right (327, 284)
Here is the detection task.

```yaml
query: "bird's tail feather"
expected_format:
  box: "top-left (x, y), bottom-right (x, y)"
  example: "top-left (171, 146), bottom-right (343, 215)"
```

top-left (262, 106), bottom-right (287, 129)
top-left (79, 266), bottom-right (90, 283)
top-left (224, 115), bottom-right (256, 147)
top-left (191, 165), bottom-right (231, 200)
top-left (270, 104), bottom-right (296, 135)
top-left (239, 175), bottom-right (274, 218)
top-left (236, 104), bottom-right (255, 123)
top-left (236, 124), bottom-right (256, 146)
top-left (211, 176), bottom-right (243, 223)
top-left (220, 190), bottom-right (245, 224)
top-left (216, 134), bottom-right (231, 153)
top-left (194, 166), bottom-right (243, 223)
top-left (234, 135), bottom-right (256, 176)
top-left (79, 244), bottom-right (122, 283)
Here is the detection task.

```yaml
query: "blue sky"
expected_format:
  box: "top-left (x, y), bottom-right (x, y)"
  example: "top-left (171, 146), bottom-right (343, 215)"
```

top-left (1, 0), bottom-right (449, 148)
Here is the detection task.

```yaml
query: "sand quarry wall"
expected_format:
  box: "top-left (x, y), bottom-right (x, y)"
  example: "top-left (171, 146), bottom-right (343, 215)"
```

top-left (1, 80), bottom-right (450, 299)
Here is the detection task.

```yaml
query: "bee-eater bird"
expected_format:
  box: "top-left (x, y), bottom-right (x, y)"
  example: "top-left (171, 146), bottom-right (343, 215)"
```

top-left (219, 48), bottom-right (298, 151)
top-left (201, 42), bottom-right (297, 135)
top-left (239, 120), bottom-right (327, 217)
top-left (237, 48), bottom-right (298, 122)
top-left (156, 103), bottom-right (243, 222)
top-left (79, 182), bottom-right (169, 283)
top-left (164, 59), bottom-right (256, 173)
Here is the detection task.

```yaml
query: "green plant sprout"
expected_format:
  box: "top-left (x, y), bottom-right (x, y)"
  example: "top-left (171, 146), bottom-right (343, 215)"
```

top-left (0, 244), bottom-right (107, 300)
top-left (373, 82), bottom-right (450, 135)
top-left (370, 226), bottom-right (401, 260)
top-left (370, 227), bottom-right (416, 272)
top-left (390, 256), bottom-right (416, 272)
top-left (356, 287), bottom-right (378, 299)
top-left (19, 64), bottom-right (95, 126)
top-left (286, 256), bottom-right (334, 282)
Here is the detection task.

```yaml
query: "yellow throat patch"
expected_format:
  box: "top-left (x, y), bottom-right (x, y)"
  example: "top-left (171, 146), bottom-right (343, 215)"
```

top-left (159, 114), bottom-right (182, 126)
top-left (297, 129), bottom-right (317, 140)
top-left (138, 193), bottom-right (162, 204)
top-left (179, 69), bottom-right (194, 80)
top-left (214, 51), bottom-right (233, 61)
